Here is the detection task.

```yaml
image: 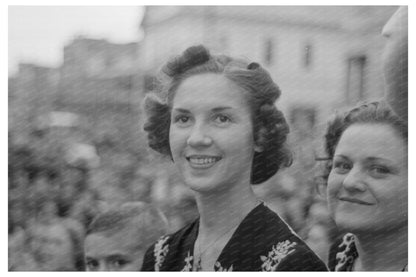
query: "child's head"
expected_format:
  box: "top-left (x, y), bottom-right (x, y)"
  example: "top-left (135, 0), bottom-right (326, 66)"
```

top-left (84, 202), bottom-right (168, 271)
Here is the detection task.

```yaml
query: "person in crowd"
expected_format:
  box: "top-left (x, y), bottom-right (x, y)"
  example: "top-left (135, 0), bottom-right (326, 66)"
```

top-left (28, 221), bottom-right (80, 271)
top-left (8, 198), bottom-right (38, 271)
top-left (69, 187), bottom-right (101, 228)
top-left (382, 6), bottom-right (408, 122)
top-left (141, 45), bottom-right (327, 271)
top-left (84, 202), bottom-right (168, 271)
top-left (36, 197), bottom-right (61, 225)
top-left (323, 101), bottom-right (407, 271)
top-left (22, 194), bottom-right (86, 271)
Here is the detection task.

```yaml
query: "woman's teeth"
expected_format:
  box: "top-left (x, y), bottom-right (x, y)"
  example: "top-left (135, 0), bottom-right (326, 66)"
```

top-left (190, 157), bottom-right (218, 164)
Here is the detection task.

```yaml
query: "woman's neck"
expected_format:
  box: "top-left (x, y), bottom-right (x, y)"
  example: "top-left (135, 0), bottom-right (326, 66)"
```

top-left (354, 224), bottom-right (408, 271)
top-left (195, 182), bottom-right (258, 240)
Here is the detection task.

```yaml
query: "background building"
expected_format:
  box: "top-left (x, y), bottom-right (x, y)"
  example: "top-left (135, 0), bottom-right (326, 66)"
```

top-left (139, 6), bottom-right (397, 131)
top-left (57, 36), bottom-right (144, 153)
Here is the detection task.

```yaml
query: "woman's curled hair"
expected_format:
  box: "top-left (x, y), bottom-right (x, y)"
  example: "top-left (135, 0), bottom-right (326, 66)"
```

top-left (322, 100), bottom-right (407, 183)
top-left (143, 45), bottom-right (292, 184)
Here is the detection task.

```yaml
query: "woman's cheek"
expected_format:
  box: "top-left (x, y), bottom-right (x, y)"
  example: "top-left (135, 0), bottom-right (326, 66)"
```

top-left (169, 128), bottom-right (186, 157)
top-left (327, 172), bottom-right (341, 208)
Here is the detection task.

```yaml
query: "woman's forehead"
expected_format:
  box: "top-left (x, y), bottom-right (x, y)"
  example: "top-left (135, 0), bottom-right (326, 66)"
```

top-left (172, 74), bottom-right (250, 111)
top-left (335, 123), bottom-right (406, 160)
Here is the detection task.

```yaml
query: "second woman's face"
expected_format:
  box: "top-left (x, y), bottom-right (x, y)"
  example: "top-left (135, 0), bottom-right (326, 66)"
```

top-left (169, 73), bottom-right (255, 193)
top-left (327, 123), bottom-right (407, 234)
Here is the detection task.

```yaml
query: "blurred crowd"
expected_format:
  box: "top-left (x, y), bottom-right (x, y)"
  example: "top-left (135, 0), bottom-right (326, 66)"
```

top-left (9, 129), bottom-right (97, 271)
top-left (8, 121), bottom-right (337, 270)
top-left (8, 126), bottom-right (197, 271)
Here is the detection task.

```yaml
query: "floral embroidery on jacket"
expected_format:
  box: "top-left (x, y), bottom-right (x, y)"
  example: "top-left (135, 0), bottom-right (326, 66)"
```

top-left (214, 261), bottom-right (233, 271)
top-left (260, 240), bottom-right (297, 271)
top-left (153, 236), bottom-right (170, 271)
top-left (181, 252), bottom-right (193, 272)
top-left (334, 233), bottom-right (357, 271)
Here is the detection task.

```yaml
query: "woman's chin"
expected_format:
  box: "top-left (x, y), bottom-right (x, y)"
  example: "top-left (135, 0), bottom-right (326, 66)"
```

top-left (183, 175), bottom-right (226, 194)
top-left (185, 180), bottom-right (219, 193)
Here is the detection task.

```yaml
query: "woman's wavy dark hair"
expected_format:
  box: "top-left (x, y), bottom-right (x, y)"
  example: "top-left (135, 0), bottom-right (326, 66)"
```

top-left (322, 100), bottom-right (408, 183)
top-left (143, 45), bottom-right (292, 184)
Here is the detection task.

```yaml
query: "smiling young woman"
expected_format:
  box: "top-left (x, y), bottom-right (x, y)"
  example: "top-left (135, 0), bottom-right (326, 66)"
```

top-left (169, 73), bottom-right (256, 194)
top-left (141, 45), bottom-right (327, 271)
top-left (323, 101), bottom-right (408, 271)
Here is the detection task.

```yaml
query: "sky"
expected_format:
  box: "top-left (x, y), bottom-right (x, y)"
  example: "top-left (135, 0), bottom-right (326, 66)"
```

top-left (8, 6), bottom-right (144, 75)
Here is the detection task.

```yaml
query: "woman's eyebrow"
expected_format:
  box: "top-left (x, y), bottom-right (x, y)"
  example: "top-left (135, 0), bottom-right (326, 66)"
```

top-left (212, 106), bottom-right (232, 112)
top-left (173, 107), bottom-right (233, 113)
top-left (106, 253), bottom-right (130, 261)
top-left (333, 154), bottom-right (349, 160)
top-left (365, 157), bottom-right (393, 164)
top-left (172, 108), bottom-right (190, 113)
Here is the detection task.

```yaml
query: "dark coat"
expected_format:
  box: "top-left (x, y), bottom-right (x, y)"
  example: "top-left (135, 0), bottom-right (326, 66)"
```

top-left (141, 203), bottom-right (328, 271)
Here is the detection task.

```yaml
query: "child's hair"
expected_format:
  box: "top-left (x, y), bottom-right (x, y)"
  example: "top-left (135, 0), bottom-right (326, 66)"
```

top-left (86, 202), bottom-right (169, 250)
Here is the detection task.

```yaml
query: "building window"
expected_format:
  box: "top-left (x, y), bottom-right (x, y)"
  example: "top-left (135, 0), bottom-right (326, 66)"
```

top-left (290, 106), bottom-right (316, 136)
top-left (346, 55), bottom-right (366, 103)
top-left (264, 38), bottom-right (274, 66)
top-left (303, 43), bottom-right (313, 69)
top-left (289, 106), bottom-right (317, 168)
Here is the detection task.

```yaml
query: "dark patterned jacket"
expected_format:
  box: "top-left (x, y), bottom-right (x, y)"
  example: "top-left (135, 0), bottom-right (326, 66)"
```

top-left (328, 233), bottom-right (408, 271)
top-left (141, 203), bottom-right (328, 271)
top-left (328, 233), bottom-right (358, 271)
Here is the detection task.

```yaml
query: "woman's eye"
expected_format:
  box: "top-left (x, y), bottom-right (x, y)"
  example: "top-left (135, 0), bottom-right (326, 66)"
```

top-left (111, 259), bottom-right (129, 269)
top-left (178, 116), bottom-right (189, 123)
top-left (333, 161), bottom-right (351, 174)
top-left (174, 115), bottom-right (191, 125)
top-left (369, 166), bottom-right (390, 177)
top-left (213, 114), bottom-right (231, 124)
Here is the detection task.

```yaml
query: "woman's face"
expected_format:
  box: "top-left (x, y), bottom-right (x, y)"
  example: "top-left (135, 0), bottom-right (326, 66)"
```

top-left (327, 123), bottom-right (407, 234)
top-left (169, 73), bottom-right (255, 193)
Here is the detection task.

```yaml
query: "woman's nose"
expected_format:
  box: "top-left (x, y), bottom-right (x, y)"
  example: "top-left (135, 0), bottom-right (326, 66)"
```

top-left (187, 124), bottom-right (212, 147)
top-left (342, 167), bottom-right (367, 192)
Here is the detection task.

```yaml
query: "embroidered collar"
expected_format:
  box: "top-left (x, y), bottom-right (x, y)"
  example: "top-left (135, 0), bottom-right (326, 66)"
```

top-left (334, 233), bottom-right (358, 271)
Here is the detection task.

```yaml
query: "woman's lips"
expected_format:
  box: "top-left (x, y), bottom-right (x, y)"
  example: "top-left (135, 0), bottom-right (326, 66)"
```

top-left (339, 197), bottom-right (375, 205)
top-left (186, 155), bottom-right (222, 169)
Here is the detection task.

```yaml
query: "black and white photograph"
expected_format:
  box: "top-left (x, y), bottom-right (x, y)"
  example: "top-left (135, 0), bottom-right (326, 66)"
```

top-left (8, 4), bottom-right (408, 271)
